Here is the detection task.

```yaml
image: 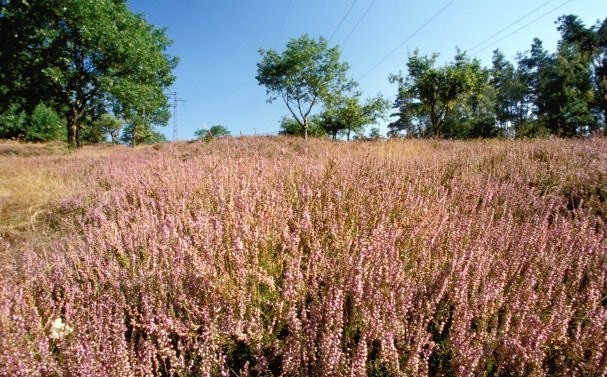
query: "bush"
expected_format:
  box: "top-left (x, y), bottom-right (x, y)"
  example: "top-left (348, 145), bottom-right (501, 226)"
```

top-left (25, 103), bottom-right (66, 142)
top-left (0, 104), bottom-right (27, 139)
top-left (517, 121), bottom-right (551, 138)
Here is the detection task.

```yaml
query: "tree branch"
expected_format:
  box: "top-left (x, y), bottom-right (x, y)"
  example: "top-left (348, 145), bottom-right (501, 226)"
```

top-left (281, 91), bottom-right (304, 127)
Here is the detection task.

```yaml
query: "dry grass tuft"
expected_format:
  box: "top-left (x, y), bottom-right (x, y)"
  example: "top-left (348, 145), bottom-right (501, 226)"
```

top-left (0, 160), bottom-right (69, 242)
top-left (0, 141), bottom-right (68, 157)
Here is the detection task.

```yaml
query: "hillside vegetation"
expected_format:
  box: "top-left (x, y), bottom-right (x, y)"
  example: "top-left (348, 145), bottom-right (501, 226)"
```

top-left (0, 137), bottom-right (606, 376)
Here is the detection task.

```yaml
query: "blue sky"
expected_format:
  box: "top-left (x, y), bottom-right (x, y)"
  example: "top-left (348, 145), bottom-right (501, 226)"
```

top-left (128, 0), bottom-right (606, 139)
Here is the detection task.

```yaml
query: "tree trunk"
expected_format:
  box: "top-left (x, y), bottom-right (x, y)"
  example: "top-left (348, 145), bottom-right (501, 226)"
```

top-left (67, 117), bottom-right (78, 149)
top-left (430, 111), bottom-right (439, 138)
top-left (347, 128), bottom-right (351, 141)
top-left (303, 117), bottom-right (308, 140)
top-left (76, 125), bottom-right (81, 148)
top-left (66, 107), bottom-right (83, 149)
top-left (603, 89), bottom-right (607, 134)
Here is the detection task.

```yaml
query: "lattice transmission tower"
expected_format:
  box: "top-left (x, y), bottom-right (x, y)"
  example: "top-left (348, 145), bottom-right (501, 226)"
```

top-left (167, 91), bottom-right (186, 141)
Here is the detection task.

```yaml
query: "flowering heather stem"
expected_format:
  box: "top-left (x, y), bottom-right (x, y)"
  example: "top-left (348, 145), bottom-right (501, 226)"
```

top-left (1, 138), bottom-right (606, 376)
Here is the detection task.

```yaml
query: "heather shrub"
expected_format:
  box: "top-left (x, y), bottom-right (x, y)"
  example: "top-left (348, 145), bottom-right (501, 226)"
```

top-left (0, 137), bottom-right (605, 376)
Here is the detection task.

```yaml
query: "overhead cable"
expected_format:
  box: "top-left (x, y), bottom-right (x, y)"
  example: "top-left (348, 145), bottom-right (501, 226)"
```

top-left (358, 0), bottom-right (456, 81)
top-left (341, 0), bottom-right (378, 47)
top-left (470, 0), bottom-right (573, 56)
top-left (329, 0), bottom-right (359, 42)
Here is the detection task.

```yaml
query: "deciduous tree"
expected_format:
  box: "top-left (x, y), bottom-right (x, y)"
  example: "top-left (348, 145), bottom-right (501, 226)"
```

top-left (320, 94), bottom-right (389, 140)
top-left (94, 114), bottom-right (122, 144)
top-left (256, 35), bottom-right (353, 139)
top-left (0, 0), bottom-right (177, 148)
top-left (390, 50), bottom-right (486, 138)
top-left (194, 125), bottom-right (231, 140)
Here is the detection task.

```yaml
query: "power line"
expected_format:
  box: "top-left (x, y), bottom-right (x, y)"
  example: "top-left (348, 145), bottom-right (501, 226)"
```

top-left (470, 0), bottom-right (573, 57)
top-left (329, 1), bottom-right (359, 42)
top-left (358, 0), bottom-right (456, 81)
top-left (341, 0), bottom-right (378, 47)
top-left (329, 0), bottom-right (358, 42)
top-left (467, 0), bottom-right (558, 55)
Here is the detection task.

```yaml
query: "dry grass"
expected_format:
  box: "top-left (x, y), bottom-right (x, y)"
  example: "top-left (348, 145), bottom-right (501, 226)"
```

top-left (0, 159), bottom-right (67, 242)
top-left (0, 140), bottom-right (68, 157)
top-left (0, 142), bottom-right (117, 244)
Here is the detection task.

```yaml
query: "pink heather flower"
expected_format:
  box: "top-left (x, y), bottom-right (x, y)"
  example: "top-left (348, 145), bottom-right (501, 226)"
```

top-left (234, 237), bottom-right (245, 252)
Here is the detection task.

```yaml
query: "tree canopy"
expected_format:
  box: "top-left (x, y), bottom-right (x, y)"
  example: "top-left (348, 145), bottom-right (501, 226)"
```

top-left (194, 125), bottom-right (231, 140)
top-left (0, 0), bottom-right (177, 148)
top-left (388, 16), bottom-right (606, 139)
top-left (278, 115), bottom-right (327, 138)
top-left (390, 50), bottom-right (487, 138)
top-left (320, 94), bottom-right (389, 140)
top-left (256, 35), bottom-right (354, 139)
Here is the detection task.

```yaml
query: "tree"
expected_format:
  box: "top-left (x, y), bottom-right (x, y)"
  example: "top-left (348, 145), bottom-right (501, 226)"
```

top-left (490, 50), bottom-right (529, 135)
top-left (26, 103), bottom-right (66, 142)
top-left (0, 0), bottom-right (177, 148)
top-left (320, 94), bottom-right (389, 140)
top-left (387, 94), bottom-right (428, 138)
top-left (557, 15), bottom-right (607, 131)
top-left (545, 40), bottom-right (597, 136)
top-left (390, 50), bottom-right (486, 138)
top-left (517, 36), bottom-right (598, 136)
top-left (278, 115), bottom-right (326, 137)
top-left (0, 103), bottom-right (66, 142)
top-left (517, 39), bottom-right (552, 130)
top-left (439, 80), bottom-right (500, 139)
top-left (256, 35), bottom-right (354, 139)
top-left (120, 123), bottom-right (167, 145)
top-left (368, 127), bottom-right (382, 139)
top-left (94, 114), bottom-right (122, 144)
top-left (0, 105), bottom-right (27, 140)
top-left (194, 125), bottom-right (231, 140)
top-left (80, 120), bottom-right (106, 144)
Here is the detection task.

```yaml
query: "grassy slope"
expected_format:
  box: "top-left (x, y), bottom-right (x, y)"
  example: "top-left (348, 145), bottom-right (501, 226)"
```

top-left (0, 137), bottom-right (605, 376)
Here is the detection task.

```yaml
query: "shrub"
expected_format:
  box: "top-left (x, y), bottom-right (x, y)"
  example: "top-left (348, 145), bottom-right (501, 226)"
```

top-left (25, 103), bottom-right (66, 142)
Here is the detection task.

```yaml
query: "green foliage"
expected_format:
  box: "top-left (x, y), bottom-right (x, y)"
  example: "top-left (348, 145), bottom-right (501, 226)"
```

top-left (387, 95), bottom-right (428, 138)
top-left (25, 103), bottom-right (66, 142)
top-left (94, 114), bottom-right (123, 144)
top-left (194, 125), bottom-right (231, 140)
top-left (491, 49), bottom-right (530, 134)
top-left (390, 49), bottom-right (487, 138)
top-left (530, 40), bottom-right (597, 136)
top-left (0, 103), bottom-right (65, 142)
top-left (321, 94), bottom-right (389, 140)
top-left (146, 130), bottom-right (168, 144)
top-left (389, 15), bottom-right (606, 140)
top-left (256, 35), bottom-right (354, 139)
top-left (0, 105), bottom-right (27, 140)
top-left (368, 127), bottom-right (382, 139)
top-left (79, 123), bottom-right (106, 144)
top-left (120, 123), bottom-right (167, 146)
top-left (517, 121), bottom-right (551, 138)
top-left (443, 84), bottom-right (501, 139)
top-left (278, 115), bottom-right (326, 137)
top-left (556, 15), bottom-right (607, 130)
top-left (515, 35), bottom-right (600, 136)
top-left (0, 0), bottom-right (177, 148)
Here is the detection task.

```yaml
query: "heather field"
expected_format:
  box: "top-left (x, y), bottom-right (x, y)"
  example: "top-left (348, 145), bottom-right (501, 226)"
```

top-left (1, 137), bottom-right (606, 376)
